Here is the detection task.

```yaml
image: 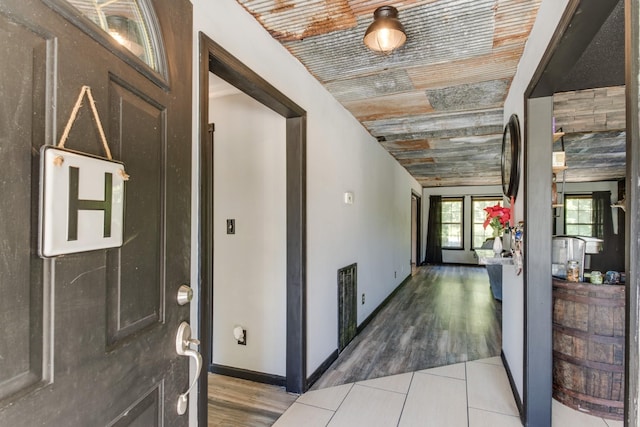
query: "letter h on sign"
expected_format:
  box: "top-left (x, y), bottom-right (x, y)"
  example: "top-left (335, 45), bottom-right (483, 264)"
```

top-left (68, 167), bottom-right (112, 241)
top-left (39, 146), bottom-right (125, 258)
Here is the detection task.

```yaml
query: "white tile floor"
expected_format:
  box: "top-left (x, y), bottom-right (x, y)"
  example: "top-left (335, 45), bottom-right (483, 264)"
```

top-left (273, 357), bottom-right (624, 427)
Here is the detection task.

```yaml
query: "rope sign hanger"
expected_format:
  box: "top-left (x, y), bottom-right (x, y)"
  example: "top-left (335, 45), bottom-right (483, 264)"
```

top-left (39, 85), bottom-right (129, 257)
top-left (55, 85), bottom-right (129, 181)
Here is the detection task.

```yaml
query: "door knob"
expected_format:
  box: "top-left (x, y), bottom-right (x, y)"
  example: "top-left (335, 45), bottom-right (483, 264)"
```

top-left (175, 322), bottom-right (202, 415)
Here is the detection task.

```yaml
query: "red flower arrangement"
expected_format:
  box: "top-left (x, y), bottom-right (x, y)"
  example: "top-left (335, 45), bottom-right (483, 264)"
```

top-left (483, 204), bottom-right (511, 237)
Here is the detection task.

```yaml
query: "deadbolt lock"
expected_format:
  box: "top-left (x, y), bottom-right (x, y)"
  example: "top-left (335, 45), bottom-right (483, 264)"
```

top-left (177, 284), bottom-right (193, 306)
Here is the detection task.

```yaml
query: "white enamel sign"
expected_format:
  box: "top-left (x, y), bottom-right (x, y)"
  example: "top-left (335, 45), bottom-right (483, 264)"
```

top-left (39, 146), bottom-right (126, 257)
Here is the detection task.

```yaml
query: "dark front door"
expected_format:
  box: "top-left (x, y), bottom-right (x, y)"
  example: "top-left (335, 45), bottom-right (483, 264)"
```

top-left (0, 0), bottom-right (192, 425)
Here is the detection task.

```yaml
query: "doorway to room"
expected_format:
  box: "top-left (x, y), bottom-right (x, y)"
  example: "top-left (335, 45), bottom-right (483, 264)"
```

top-left (522, 0), bottom-right (629, 424)
top-left (207, 71), bottom-right (287, 380)
top-left (198, 32), bottom-right (308, 426)
top-left (411, 191), bottom-right (422, 275)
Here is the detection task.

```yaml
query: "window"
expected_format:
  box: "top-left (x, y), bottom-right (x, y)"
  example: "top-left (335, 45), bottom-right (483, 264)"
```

top-left (565, 195), bottom-right (594, 236)
top-left (441, 198), bottom-right (463, 249)
top-left (472, 198), bottom-right (503, 248)
top-left (63, 0), bottom-right (162, 72)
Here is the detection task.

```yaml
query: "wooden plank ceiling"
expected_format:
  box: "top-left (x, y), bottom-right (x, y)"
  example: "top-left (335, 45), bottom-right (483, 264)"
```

top-left (236, 0), bottom-right (625, 187)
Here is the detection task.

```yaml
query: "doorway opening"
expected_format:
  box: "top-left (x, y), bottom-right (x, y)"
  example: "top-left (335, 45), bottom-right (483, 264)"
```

top-left (198, 33), bottom-right (307, 425)
top-left (411, 191), bottom-right (422, 275)
top-left (522, 0), bottom-right (628, 424)
top-left (206, 72), bottom-right (287, 379)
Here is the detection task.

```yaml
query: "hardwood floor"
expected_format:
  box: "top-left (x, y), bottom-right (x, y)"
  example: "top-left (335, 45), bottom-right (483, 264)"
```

top-left (311, 265), bottom-right (501, 389)
top-left (207, 373), bottom-right (297, 426)
top-left (207, 265), bottom-right (502, 424)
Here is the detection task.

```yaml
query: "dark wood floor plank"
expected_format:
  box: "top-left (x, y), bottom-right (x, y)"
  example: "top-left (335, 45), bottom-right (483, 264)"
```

top-left (207, 373), bottom-right (298, 427)
top-left (311, 265), bottom-right (502, 389)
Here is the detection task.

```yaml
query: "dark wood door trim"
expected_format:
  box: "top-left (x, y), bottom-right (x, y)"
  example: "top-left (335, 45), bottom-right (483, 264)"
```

top-left (411, 190), bottom-right (422, 265)
top-left (198, 33), bottom-right (308, 427)
top-left (285, 114), bottom-right (307, 393)
top-left (198, 117), bottom-right (214, 425)
top-left (520, 2), bottom-right (579, 425)
top-left (624, 0), bottom-right (640, 423)
top-left (522, 96), bottom-right (554, 426)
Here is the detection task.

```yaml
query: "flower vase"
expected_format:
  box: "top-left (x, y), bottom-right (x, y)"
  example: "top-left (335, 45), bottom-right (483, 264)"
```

top-left (493, 236), bottom-right (503, 257)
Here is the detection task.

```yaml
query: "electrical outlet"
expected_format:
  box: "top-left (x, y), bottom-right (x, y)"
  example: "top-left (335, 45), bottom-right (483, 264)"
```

top-left (233, 326), bottom-right (246, 345)
top-left (237, 329), bottom-right (246, 345)
top-left (361, 293), bottom-right (365, 305)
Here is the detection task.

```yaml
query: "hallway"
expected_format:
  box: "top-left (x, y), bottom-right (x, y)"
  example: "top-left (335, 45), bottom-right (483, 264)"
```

top-left (312, 265), bottom-right (502, 389)
top-left (208, 265), bottom-right (501, 425)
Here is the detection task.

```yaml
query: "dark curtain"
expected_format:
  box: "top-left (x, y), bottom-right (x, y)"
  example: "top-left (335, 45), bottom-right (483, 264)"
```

top-left (590, 191), bottom-right (624, 271)
top-left (425, 195), bottom-right (443, 264)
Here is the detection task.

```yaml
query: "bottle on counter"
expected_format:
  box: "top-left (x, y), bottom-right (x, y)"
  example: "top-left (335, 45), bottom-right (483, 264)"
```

top-left (567, 260), bottom-right (580, 282)
top-left (605, 271), bottom-right (621, 285)
top-left (590, 271), bottom-right (603, 284)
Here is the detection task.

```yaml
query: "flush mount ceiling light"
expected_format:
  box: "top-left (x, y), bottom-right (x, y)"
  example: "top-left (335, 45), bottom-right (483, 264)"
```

top-left (363, 6), bottom-right (407, 53)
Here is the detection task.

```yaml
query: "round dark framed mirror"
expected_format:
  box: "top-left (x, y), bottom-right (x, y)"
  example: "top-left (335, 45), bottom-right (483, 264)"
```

top-left (501, 113), bottom-right (521, 198)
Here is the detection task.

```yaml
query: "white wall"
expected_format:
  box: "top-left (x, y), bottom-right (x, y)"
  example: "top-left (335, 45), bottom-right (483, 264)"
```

top-left (191, 0), bottom-right (421, 386)
top-left (504, 0), bottom-right (571, 226)
top-left (501, 263), bottom-right (523, 404)
top-left (423, 185), bottom-right (504, 264)
top-left (210, 90), bottom-right (287, 376)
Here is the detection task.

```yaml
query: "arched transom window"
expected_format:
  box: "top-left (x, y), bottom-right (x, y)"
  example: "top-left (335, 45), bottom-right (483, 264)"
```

top-left (64, 0), bottom-right (163, 74)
